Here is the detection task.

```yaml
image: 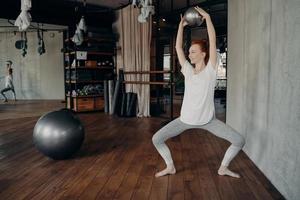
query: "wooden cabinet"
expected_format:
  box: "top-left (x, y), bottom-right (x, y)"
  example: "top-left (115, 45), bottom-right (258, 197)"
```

top-left (74, 97), bottom-right (94, 111)
top-left (95, 97), bottom-right (105, 110)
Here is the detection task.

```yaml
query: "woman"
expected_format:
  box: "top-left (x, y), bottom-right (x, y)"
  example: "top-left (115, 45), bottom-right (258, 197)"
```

top-left (1, 61), bottom-right (16, 102)
top-left (152, 7), bottom-right (245, 178)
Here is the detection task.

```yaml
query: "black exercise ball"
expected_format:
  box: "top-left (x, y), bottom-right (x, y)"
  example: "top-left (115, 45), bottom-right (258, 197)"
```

top-left (184, 7), bottom-right (204, 27)
top-left (33, 110), bottom-right (85, 160)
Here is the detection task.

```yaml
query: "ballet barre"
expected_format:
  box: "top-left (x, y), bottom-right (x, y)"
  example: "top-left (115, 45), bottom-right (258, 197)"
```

top-left (122, 70), bottom-right (174, 120)
top-left (123, 81), bottom-right (174, 85)
top-left (123, 70), bottom-right (172, 74)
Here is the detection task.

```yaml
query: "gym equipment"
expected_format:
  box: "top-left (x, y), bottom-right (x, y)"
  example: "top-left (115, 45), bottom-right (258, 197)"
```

top-left (183, 7), bottom-right (203, 27)
top-left (15, 40), bottom-right (24, 49)
top-left (125, 92), bottom-right (137, 117)
top-left (37, 29), bottom-right (46, 55)
top-left (111, 79), bottom-right (121, 114)
top-left (104, 80), bottom-right (109, 113)
top-left (118, 70), bottom-right (126, 116)
top-left (108, 80), bottom-right (114, 114)
top-left (33, 109), bottom-right (85, 160)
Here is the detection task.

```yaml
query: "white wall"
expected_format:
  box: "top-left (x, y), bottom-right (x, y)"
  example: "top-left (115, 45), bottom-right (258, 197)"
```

top-left (227, 0), bottom-right (300, 199)
top-left (0, 31), bottom-right (64, 99)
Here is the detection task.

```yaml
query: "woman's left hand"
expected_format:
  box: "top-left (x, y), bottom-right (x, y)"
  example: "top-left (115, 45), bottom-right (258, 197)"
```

top-left (194, 6), bottom-right (209, 20)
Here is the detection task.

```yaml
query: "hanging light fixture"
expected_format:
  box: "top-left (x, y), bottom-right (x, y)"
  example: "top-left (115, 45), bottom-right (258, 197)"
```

top-left (132, 0), bottom-right (155, 23)
top-left (72, 0), bottom-right (87, 45)
top-left (14, 0), bottom-right (32, 31)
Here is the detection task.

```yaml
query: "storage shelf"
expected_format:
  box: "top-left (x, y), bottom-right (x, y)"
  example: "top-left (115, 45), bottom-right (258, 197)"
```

top-left (64, 33), bottom-right (116, 112)
top-left (66, 95), bottom-right (103, 98)
top-left (65, 51), bottom-right (114, 56)
top-left (65, 66), bottom-right (114, 70)
top-left (66, 80), bottom-right (104, 84)
top-left (72, 108), bottom-right (104, 112)
top-left (123, 81), bottom-right (174, 85)
top-left (123, 70), bottom-right (172, 74)
top-left (65, 37), bottom-right (116, 43)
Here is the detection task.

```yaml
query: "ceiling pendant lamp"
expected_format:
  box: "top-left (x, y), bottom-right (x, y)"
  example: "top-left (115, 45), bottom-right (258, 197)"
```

top-left (14, 0), bottom-right (32, 31)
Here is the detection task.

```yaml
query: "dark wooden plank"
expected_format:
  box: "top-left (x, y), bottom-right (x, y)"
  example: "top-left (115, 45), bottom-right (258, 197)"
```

top-left (130, 164), bottom-right (156, 200)
top-left (8, 159), bottom-right (75, 200)
top-left (167, 136), bottom-right (184, 200)
top-left (205, 132), bottom-right (257, 200)
top-left (1, 116), bottom-right (103, 199)
top-left (66, 119), bottom-right (134, 199)
top-left (180, 130), bottom-right (207, 199)
top-left (149, 177), bottom-right (168, 200)
top-left (112, 119), bottom-right (157, 200)
top-left (76, 121), bottom-right (137, 199)
top-left (95, 123), bottom-right (144, 200)
top-left (0, 158), bottom-right (50, 199)
top-left (130, 138), bottom-right (158, 200)
top-left (76, 148), bottom-right (125, 200)
top-left (112, 142), bottom-right (148, 200)
top-left (199, 130), bottom-right (238, 200)
top-left (33, 120), bottom-right (129, 200)
top-left (188, 131), bottom-right (221, 200)
top-left (216, 136), bottom-right (279, 200)
top-left (238, 151), bottom-right (285, 199)
top-left (23, 122), bottom-right (111, 199)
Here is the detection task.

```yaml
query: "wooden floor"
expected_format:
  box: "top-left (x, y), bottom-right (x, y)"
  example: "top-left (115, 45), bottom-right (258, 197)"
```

top-left (0, 101), bottom-right (284, 200)
top-left (0, 100), bottom-right (64, 120)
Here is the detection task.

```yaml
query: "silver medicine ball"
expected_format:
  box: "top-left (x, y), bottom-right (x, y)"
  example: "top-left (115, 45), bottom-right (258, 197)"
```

top-left (183, 7), bottom-right (204, 27)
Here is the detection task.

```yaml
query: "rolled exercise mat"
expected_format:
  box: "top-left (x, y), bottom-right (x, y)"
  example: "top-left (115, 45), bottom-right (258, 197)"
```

top-left (111, 79), bottom-right (120, 114)
top-left (125, 93), bottom-right (131, 117)
top-left (118, 69), bottom-right (126, 116)
top-left (108, 80), bottom-right (114, 114)
top-left (119, 92), bottom-right (126, 117)
top-left (104, 80), bottom-right (109, 113)
top-left (119, 69), bottom-right (125, 93)
top-left (126, 92), bottom-right (137, 117)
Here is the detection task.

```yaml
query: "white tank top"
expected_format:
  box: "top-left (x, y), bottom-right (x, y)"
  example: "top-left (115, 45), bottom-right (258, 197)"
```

top-left (180, 60), bottom-right (217, 125)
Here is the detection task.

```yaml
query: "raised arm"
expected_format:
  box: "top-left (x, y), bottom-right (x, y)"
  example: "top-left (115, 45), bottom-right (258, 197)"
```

top-left (175, 15), bottom-right (188, 68)
top-left (195, 6), bottom-right (217, 68)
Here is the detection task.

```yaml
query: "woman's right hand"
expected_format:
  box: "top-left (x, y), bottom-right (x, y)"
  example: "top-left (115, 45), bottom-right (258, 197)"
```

top-left (194, 6), bottom-right (210, 20)
top-left (179, 14), bottom-right (188, 27)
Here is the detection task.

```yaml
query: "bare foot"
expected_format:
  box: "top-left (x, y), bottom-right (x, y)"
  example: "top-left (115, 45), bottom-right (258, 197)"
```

top-left (218, 165), bottom-right (240, 178)
top-left (155, 165), bottom-right (176, 178)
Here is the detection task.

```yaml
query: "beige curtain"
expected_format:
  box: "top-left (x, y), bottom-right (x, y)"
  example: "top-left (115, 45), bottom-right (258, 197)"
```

top-left (116, 5), bottom-right (152, 117)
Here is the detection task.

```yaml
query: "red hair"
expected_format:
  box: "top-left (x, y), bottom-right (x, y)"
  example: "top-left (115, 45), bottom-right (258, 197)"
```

top-left (191, 39), bottom-right (209, 65)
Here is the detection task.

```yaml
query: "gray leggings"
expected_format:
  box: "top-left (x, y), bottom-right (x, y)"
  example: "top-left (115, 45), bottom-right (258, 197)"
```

top-left (152, 117), bottom-right (245, 167)
top-left (1, 87), bottom-right (16, 100)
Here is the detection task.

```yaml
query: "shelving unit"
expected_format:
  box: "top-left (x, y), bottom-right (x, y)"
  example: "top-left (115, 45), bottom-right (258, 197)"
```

top-left (64, 35), bottom-right (116, 112)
